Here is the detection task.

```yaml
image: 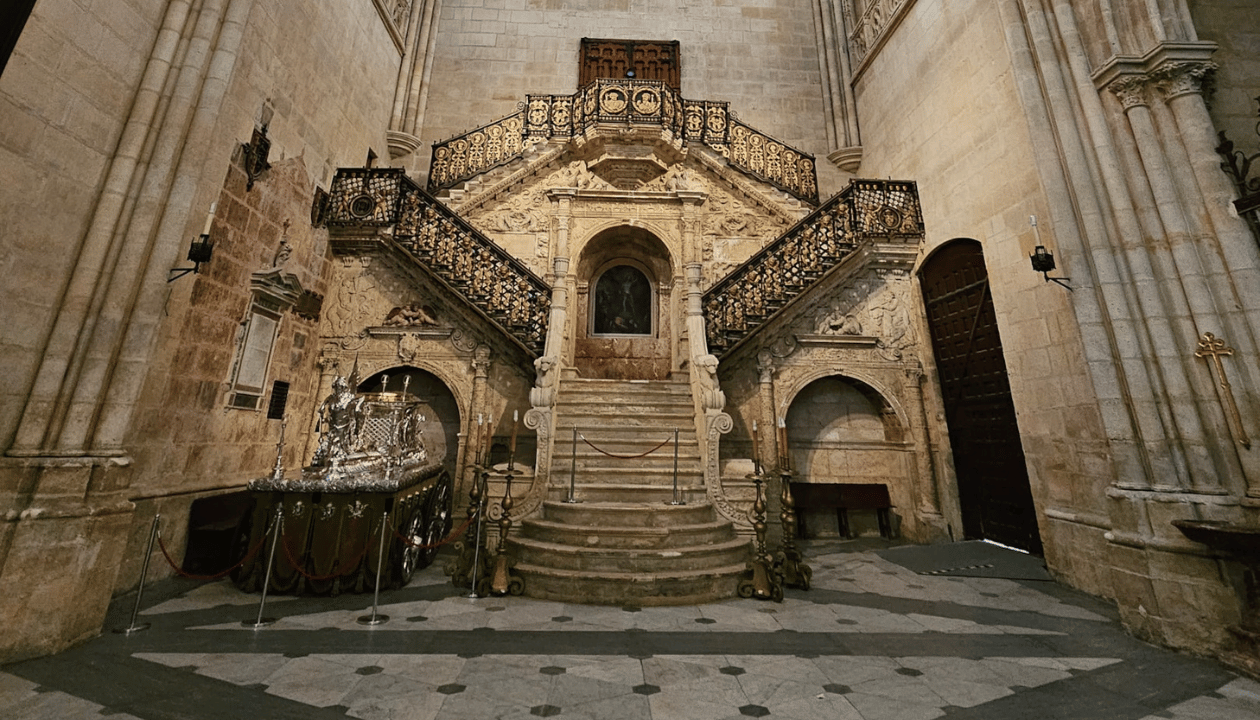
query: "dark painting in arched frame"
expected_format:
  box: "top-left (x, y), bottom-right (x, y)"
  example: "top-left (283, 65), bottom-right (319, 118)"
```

top-left (592, 265), bottom-right (652, 336)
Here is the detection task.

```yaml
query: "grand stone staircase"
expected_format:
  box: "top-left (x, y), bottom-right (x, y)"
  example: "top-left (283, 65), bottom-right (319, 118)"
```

top-left (508, 377), bottom-right (749, 605)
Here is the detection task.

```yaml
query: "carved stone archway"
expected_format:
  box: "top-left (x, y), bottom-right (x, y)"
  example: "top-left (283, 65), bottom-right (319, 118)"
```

top-left (571, 225), bottom-right (676, 379)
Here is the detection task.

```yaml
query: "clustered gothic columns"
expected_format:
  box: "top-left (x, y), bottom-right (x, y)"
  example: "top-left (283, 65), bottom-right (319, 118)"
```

top-left (0, 0), bottom-right (258, 660)
top-left (994, 0), bottom-right (1260, 509)
top-left (386, 0), bottom-right (442, 160)
top-left (1104, 60), bottom-right (1260, 496)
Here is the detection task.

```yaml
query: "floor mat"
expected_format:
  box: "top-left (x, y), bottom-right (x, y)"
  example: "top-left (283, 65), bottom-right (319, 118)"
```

top-left (876, 539), bottom-right (1053, 581)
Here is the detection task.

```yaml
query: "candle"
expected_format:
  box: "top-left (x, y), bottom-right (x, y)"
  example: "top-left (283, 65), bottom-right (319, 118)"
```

top-left (751, 420), bottom-right (761, 474)
top-left (475, 414), bottom-right (484, 465)
top-left (508, 410), bottom-right (519, 470)
top-left (201, 202), bottom-right (217, 236)
top-left (777, 417), bottom-right (789, 470)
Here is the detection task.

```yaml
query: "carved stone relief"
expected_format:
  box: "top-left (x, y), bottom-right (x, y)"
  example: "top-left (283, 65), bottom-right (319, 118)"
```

top-left (804, 271), bottom-right (918, 361)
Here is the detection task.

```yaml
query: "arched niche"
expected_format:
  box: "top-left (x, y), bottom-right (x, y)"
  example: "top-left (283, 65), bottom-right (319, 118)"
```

top-left (358, 366), bottom-right (461, 476)
top-left (571, 225), bottom-right (675, 379)
top-left (784, 374), bottom-right (908, 538)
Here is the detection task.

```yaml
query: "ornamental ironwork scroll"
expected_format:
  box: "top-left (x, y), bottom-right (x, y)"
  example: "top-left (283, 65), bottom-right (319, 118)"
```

top-left (702, 179), bottom-right (924, 356)
top-left (326, 168), bottom-right (550, 356)
top-left (427, 78), bottom-right (818, 204)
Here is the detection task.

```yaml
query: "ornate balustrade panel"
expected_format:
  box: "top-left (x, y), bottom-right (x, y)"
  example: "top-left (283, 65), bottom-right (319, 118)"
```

top-left (428, 79), bottom-right (816, 203)
top-left (328, 169), bottom-right (550, 355)
top-left (725, 119), bottom-right (818, 205)
top-left (847, 0), bottom-right (916, 72)
top-left (428, 112), bottom-right (528, 192)
top-left (702, 179), bottom-right (923, 356)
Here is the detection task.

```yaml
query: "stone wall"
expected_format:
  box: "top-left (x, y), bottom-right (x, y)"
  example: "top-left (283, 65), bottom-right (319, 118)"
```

top-left (413, 0), bottom-right (847, 194)
top-left (1190, 0), bottom-right (1260, 174)
top-left (0, 0), bottom-right (167, 450)
top-left (853, 0), bottom-right (1113, 594)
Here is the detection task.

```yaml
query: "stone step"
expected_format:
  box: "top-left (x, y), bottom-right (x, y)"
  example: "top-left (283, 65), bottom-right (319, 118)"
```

top-left (554, 467), bottom-right (704, 485)
top-left (552, 452), bottom-right (702, 472)
top-left (556, 406), bottom-right (695, 423)
top-left (508, 534), bottom-right (749, 573)
top-left (539, 500), bottom-right (717, 527)
top-left (511, 563), bottom-right (745, 605)
top-left (519, 518), bottom-right (736, 550)
top-left (547, 483), bottom-right (708, 503)
top-left (551, 429), bottom-right (698, 446)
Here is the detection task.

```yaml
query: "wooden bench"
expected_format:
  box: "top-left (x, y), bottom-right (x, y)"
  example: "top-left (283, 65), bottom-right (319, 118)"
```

top-left (791, 482), bottom-right (893, 539)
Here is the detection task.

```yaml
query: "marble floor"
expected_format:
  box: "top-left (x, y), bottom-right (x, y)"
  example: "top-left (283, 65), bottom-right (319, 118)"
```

top-left (3, 538), bottom-right (1258, 720)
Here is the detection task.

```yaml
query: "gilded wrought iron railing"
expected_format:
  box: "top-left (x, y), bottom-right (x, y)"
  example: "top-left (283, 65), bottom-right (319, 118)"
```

top-left (702, 180), bottom-right (923, 356)
top-left (427, 78), bottom-right (818, 204)
top-left (726, 119), bottom-right (818, 206)
top-left (327, 168), bottom-right (550, 356)
top-left (429, 111), bottom-right (529, 192)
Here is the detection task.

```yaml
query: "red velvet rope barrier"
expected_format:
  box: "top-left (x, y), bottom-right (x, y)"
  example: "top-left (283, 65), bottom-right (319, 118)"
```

top-left (391, 511), bottom-right (475, 549)
top-left (279, 518), bottom-right (377, 582)
top-left (156, 528), bottom-right (267, 581)
top-left (580, 432), bottom-right (673, 459)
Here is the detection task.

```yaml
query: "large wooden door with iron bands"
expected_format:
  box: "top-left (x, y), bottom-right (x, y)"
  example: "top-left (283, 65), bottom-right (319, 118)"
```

top-left (919, 240), bottom-right (1042, 554)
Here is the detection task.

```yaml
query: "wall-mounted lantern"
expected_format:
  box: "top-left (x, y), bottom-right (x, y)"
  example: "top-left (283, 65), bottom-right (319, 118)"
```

top-left (168, 203), bottom-right (216, 282)
top-left (1029, 215), bottom-right (1071, 291)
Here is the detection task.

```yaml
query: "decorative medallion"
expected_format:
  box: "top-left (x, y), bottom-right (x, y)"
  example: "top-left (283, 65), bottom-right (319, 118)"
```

top-left (600, 87), bottom-right (628, 114)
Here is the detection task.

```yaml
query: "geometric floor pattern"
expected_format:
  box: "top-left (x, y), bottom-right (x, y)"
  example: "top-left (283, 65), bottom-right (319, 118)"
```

top-left (3, 539), bottom-right (1257, 720)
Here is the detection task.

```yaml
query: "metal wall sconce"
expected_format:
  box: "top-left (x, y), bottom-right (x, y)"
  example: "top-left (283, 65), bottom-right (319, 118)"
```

top-left (1029, 215), bottom-right (1071, 291)
top-left (1214, 95), bottom-right (1260, 248)
top-left (168, 203), bottom-right (216, 282)
top-left (243, 123), bottom-right (271, 191)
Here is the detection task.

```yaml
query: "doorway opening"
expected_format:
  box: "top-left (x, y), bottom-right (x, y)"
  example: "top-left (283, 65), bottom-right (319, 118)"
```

top-left (919, 240), bottom-right (1042, 554)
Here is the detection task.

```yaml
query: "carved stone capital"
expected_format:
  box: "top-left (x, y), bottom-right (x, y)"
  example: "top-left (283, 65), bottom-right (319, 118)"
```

top-left (472, 344), bottom-right (491, 378)
top-left (1109, 76), bottom-right (1151, 111)
top-left (1152, 61), bottom-right (1218, 102)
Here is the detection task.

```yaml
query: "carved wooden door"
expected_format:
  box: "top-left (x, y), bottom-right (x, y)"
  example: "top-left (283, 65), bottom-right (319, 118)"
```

top-left (919, 240), bottom-right (1042, 554)
top-left (579, 39), bottom-right (681, 91)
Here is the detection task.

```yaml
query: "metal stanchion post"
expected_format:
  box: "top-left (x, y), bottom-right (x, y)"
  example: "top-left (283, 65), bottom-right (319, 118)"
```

top-left (114, 514), bottom-right (161, 635)
top-left (669, 427), bottom-right (684, 505)
top-left (243, 504), bottom-right (284, 628)
top-left (565, 427), bottom-right (579, 503)
top-left (468, 468), bottom-right (488, 598)
top-left (358, 511), bottom-right (391, 625)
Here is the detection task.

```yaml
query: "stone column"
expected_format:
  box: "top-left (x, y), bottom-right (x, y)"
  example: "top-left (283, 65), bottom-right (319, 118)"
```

top-left (1158, 61), bottom-right (1260, 359)
top-left (904, 365), bottom-right (942, 518)
top-left (1110, 75), bottom-right (1228, 495)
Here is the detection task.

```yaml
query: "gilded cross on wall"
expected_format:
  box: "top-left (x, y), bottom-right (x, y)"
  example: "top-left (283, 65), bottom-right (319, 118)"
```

top-left (1195, 332), bottom-right (1251, 448)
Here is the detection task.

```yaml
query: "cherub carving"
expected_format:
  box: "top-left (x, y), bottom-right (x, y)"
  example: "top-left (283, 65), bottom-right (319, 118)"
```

top-left (383, 304), bottom-right (439, 327)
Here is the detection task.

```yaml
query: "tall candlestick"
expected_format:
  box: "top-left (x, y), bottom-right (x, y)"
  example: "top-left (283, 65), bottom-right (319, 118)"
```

top-left (202, 202), bottom-right (217, 236)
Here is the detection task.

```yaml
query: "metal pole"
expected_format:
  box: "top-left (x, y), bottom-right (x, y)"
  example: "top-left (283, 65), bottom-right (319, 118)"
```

top-left (244, 504), bottom-right (284, 628)
top-left (669, 427), bottom-right (684, 505)
top-left (114, 514), bottom-right (161, 634)
top-left (468, 469), bottom-right (488, 598)
top-left (358, 511), bottom-right (391, 625)
top-left (565, 426), bottom-right (579, 503)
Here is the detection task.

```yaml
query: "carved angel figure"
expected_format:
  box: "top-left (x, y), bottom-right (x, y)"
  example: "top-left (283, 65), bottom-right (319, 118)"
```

top-left (383, 304), bottom-right (439, 327)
